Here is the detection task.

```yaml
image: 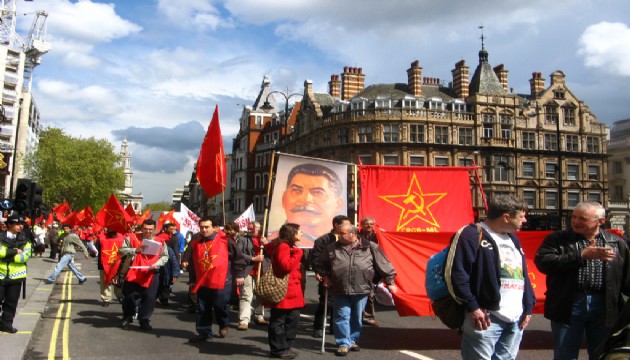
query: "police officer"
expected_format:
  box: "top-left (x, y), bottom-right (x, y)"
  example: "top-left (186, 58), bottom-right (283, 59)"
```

top-left (0, 214), bottom-right (31, 333)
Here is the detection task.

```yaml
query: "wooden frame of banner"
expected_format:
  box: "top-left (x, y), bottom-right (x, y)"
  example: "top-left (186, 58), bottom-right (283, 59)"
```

top-left (256, 151), bottom-right (277, 282)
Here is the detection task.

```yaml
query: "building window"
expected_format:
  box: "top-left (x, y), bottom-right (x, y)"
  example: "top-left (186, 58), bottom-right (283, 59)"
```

top-left (383, 125), bottom-right (399, 142)
top-left (262, 173), bottom-right (269, 188)
top-left (613, 185), bottom-right (624, 201)
top-left (255, 174), bottom-right (261, 189)
top-left (435, 126), bottom-right (449, 144)
top-left (435, 157), bottom-right (449, 166)
top-left (410, 155), bottom-right (425, 166)
top-left (588, 165), bottom-right (600, 181)
top-left (614, 161), bottom-right (623, 175)
top-left (501, 124), bottom-right (511, 139)
top-left (255, 115), bottom-right (263, 127)
top-left (523, 190), bottom-right (536, 207)
top-left (586, 137), bottom-right (600, 153)
top-left (523, 162), bottom-right (535, 178)
top-left (544, 134), bottom-right (557, 151)
top-left (546, 163), bottom-right (558, 179)
top-left (359, 155), bottom-right (373, 165)
top-left (566, 135), bottom-right (579, 152)
top-left (358, 125), bottom-right (373, 143)
top-left (545, 105), bottom-right (558, 125)
top-left (564, 106), bottom-right (576, 126)
top-left (459, 127), bottom-right (473, 145)
top-left (459, 157), bottom-right (473, 167)
top-left (375, 98), bottom-right (391, 110)
top-left (522, 132), bottom-right (535, 149)
top-left (410, 124), bottom-right (425, 143)
top-left (383, 154), bottom-right (399, 165)
top-left (588, 192), bottom-right (601, 203)
top-left (323, 131), bottom-right (331, 146)
top-left (402, 99), bottom-right (418, 108)
top-left (545, 191), bottom-right (558, 209)
top-left (486, 155), bottom-right (509, 182)
top-left (567, 164), bottom-right (579, 180)
top-left (567, 192), bottom-right (580, 207)
top-left (337, 127), bottom-right (349, 144)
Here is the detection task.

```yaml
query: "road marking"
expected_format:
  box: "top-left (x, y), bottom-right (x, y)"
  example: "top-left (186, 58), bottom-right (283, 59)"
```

top-left (48, 271), bottom-right (71, 360)
top-left (19, 312), bottom-right (41, 316)
top-left (62, 275), bottom-right (73, 359)
top-left (400, 350), bottom-right (435, 360)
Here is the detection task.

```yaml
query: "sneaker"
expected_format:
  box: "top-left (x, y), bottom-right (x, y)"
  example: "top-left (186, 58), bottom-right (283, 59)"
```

top-left (43, 279), bottom-right (53, 285)
top-left (188, 333), bottom-right (209, 343)
top-left (269, 350), bottom-right (297, 359)
top-left (79, 278), bottom-right (87, 285)
top-left (139, 321), bottom-right (152, 331)
top-left (0, 325), bottom-right (18, 334)
top-left (335, 346), bottom-right (349, 357)
top-left (350, 343), bottom-right (360, 352)
top-left (237, 323), bottom-right (248, 331)
top-left (312, 329), bottom-right (323, 338)
top-left (102, 302), bottom-right (110, 307)
top-left (120, 317), bottom-right (132, 330)
top-left (219, 327), bottom-right (228, 338)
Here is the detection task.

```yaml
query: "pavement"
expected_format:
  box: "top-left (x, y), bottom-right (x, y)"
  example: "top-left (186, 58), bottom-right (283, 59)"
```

top-left (0, 253), bottom-right (58, 360)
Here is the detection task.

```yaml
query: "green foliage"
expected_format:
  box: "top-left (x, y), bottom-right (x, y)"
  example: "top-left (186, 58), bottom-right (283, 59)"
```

top-left (22, 127), bottom-right (125, 210)
top-left (144, 202), bottom-right (172, 212)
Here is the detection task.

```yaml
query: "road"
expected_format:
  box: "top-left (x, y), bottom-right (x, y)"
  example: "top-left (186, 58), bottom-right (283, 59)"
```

top-left (23, 256), bottom-right (588, 359)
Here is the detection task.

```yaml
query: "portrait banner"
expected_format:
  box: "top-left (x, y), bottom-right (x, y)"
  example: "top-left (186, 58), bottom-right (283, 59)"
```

top-left (359, 166), bottom-right (474, 233)
top-left (267, 153), bottom-right (349, 248)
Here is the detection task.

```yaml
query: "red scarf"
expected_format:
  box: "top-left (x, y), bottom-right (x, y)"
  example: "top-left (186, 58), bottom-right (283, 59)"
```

top-left (191, 232), bottom-right (228, 293)
top-left (125, 238), bottom-right (164, 288)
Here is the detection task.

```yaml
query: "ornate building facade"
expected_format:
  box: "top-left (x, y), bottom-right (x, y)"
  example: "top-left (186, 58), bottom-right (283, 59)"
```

top-left (118, 136), bottom-right (143, 212)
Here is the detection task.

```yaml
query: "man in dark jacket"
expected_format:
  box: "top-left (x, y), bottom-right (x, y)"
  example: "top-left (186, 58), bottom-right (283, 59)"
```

top-left (314, 223), bottom-right (397, 356)
top-left (450, 195), bottom-right (535, 360)
top-left (309, 214), bottom-right (350, 338)
top-left (535, 201), bottom-right (630, 360)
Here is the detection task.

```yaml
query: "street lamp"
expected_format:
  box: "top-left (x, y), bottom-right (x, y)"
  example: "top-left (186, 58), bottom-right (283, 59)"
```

top-left (260, 90), bottom-right (303, 136)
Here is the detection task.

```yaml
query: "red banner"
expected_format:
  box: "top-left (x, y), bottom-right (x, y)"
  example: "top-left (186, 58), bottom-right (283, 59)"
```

top-left (196, 105), bottom-right (226, 198)
top-left (359, 166), bottom-right (474, 233)
top-left (377, 229), bottom-right (550, 317)
top-left (95, 194), bottom-right (133, 234)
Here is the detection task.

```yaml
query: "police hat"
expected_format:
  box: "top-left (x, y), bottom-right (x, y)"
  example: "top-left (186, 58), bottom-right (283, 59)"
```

top-left (6, 214), bottom-right (26, 224)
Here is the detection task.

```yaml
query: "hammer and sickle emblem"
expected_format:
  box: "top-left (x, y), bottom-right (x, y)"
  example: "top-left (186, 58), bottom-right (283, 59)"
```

top-left (403, 194), bottom-right (426, 216)
top-left (0, 153), bottom-right (6, 169)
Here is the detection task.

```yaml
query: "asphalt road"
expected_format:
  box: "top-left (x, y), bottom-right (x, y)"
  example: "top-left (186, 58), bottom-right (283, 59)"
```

top-left (22, 256), bottom-right (589, 359)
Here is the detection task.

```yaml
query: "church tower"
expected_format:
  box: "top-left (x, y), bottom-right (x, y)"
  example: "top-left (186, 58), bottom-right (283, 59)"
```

top-left (118, 136), bottom-right (143, 211)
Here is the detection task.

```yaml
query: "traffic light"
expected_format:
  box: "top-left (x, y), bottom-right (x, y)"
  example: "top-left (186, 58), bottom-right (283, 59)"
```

top-left (31, 183), bottom-right (43, 217)
top-left (14, 179), bottom-right (32, 214)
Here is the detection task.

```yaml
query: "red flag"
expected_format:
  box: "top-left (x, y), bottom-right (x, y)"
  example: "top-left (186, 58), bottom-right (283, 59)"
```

top-left (157, 209), bottom-right (179, 231)
top-left (53, 201), bottom-right (71, 222)
top-left (359, 166), bottom-right (474, 232)
top-left (196, 105), bottom-right (226, 198)
top-left (376, 229), bottom-right (549, 316)
top-left (95, 194), bottom-right (133, 234)
top-left (99, 232), bottom-right (126, 284)
top-left (78, 206), bottom-right (95, 227)
top-left (62, 211), bottom-right (78, 227)
top-left (125, 203), bottom-right (136, 221)
top-left (137, 208), bottom-right (151, 224)
top-left (44, 212), bottom-right (54, 227)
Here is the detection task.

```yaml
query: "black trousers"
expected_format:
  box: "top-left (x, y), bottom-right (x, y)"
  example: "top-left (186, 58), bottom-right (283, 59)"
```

top-left (0, 281), bottom-right (22, 327)
top-left (195, 285), bottom-right (232, 335)
top-left (313, 281), bottom-right (333, 330)
top-left (268, 307), bottom-right (300, 355)
top-left (122, 275), bottom-right (159, 323)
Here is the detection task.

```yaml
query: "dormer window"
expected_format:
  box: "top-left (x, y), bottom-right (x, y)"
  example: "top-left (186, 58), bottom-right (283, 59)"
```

top-left (402, 96), bottom-right (419, 109)
top-left (428, 97), bottom-right (445, 110)
top-left (351, 97), bottom-right (367, 115)
top-left (375, 97), bottom-right (391, 109)
top-left (332, 101), bottom-right (349, 113)
top-left (553, 90), bottom-right (565, 99)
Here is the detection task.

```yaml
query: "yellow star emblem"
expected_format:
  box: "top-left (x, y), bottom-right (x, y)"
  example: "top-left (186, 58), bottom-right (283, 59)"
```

top-left (200, 242), bottom-right (217, 271)
top-left (379, 173), bottom-right (447, 230)
top-left (102, 242), bottom-right (120, 265)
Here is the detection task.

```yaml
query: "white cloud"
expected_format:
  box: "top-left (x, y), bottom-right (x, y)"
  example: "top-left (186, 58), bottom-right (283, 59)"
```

top-left (579, 22), bottom-right (630, 76)
top-left (157, 0), bottom-right (234, 31)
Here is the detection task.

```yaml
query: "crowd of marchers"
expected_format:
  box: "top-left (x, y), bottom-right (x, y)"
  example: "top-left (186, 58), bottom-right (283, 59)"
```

top-left (1, 197), bottom-right (630, 360)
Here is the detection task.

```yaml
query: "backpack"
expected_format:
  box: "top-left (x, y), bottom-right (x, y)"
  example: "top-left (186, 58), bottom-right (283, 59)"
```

top-left (425, 224), bottom-right (483, 330)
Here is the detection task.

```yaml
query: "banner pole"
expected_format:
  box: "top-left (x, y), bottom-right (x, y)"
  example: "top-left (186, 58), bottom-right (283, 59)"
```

top-left (353, 164), bottom-right (358, 224)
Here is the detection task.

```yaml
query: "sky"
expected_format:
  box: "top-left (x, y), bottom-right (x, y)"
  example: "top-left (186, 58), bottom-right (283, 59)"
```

top-left (13, 0), bottom-right (630, 204)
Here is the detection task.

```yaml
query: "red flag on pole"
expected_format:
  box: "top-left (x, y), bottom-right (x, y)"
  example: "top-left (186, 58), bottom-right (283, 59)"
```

top-left (124, 203), bottom-right (136, 223)
top-left (53, 201), bottom-right (71, 222)
top-left (196, 105), bottom-right (226, 198)
top-left (95, 194), bottom-right (133, 234)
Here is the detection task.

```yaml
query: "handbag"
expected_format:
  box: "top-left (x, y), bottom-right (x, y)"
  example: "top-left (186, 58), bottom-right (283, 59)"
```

top-left (254, 263), bottom-right (289, 304)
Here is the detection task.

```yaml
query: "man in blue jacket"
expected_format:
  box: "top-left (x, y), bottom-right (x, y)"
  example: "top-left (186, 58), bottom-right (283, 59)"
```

top-left (450, 195), bottom-right (535, 360)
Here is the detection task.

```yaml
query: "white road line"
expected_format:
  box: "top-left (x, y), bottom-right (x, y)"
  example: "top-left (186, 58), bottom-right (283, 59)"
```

top-left (399, 350), bottom-right (435, 360)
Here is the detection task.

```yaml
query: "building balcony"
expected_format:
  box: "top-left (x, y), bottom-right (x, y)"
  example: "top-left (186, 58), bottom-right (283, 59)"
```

top-left (324, 108), bottom-right (476, 125)
top-left (255, 141), bottom-right (278, 152)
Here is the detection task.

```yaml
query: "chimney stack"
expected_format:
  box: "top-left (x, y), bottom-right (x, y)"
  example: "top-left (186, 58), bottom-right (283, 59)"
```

top-left (529, 72), bottom-right (545, 97)
top-left (493, 64), bottom-right (509, 93)
top-left (407, 60), bottom-right (423, 97)
top-left (451, 60), bottom-right (469, 98)
top-left (341, 67), bottom-right (366, 100)
top-left (328, 74), bottom-right (341, 98)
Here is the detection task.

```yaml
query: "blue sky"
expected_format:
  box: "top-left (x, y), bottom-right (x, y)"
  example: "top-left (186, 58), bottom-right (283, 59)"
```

top-left (15, 0), bottom-right (630, 204)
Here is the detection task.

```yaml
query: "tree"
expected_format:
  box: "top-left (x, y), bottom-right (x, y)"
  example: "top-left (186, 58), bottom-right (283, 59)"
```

top-left (143, 202), bottom-right (172, 212)
top-left (23, 127), bottom-right (125, 210)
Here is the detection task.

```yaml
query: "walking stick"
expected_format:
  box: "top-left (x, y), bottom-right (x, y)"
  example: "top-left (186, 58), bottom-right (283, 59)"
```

top-left (321, 287), bottom-right (328, 354)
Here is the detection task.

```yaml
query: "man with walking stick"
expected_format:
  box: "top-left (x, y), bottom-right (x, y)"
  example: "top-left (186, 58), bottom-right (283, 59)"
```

top-left (313, 223), bottom-right (397, 356)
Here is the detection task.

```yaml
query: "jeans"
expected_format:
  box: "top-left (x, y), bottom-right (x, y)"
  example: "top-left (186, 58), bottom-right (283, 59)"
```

top-left (551, 293), bottom-right (609, 360)
top-left (195, 285), bottom-right (232, 336)
top-left (332, 294), bottom-right (368, 348)
top-left (122, 275), bottom-right (160, 323)
top-left (461, 312), bottom-right (524, 360)
top-left (47, 253), bottom-right (85, 282)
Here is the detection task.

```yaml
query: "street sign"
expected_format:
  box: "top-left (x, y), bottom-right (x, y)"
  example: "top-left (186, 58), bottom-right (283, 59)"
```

top-left (1, 199), bottom-right (14, 209)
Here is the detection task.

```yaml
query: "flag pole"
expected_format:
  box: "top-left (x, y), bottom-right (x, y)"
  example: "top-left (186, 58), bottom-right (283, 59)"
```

top-left (353, 164), bottom-right (358, 224)
top-left (471, 159), bottom-right (488, 213)
top-left (258, 151), bottom-right (277, 282)
top-left (221, 189), bottom-right (226, 227)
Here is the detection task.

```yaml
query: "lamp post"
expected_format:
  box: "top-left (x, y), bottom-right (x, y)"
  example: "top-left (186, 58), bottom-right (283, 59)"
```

top-left (260, 89), bottom-right (303, 137)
